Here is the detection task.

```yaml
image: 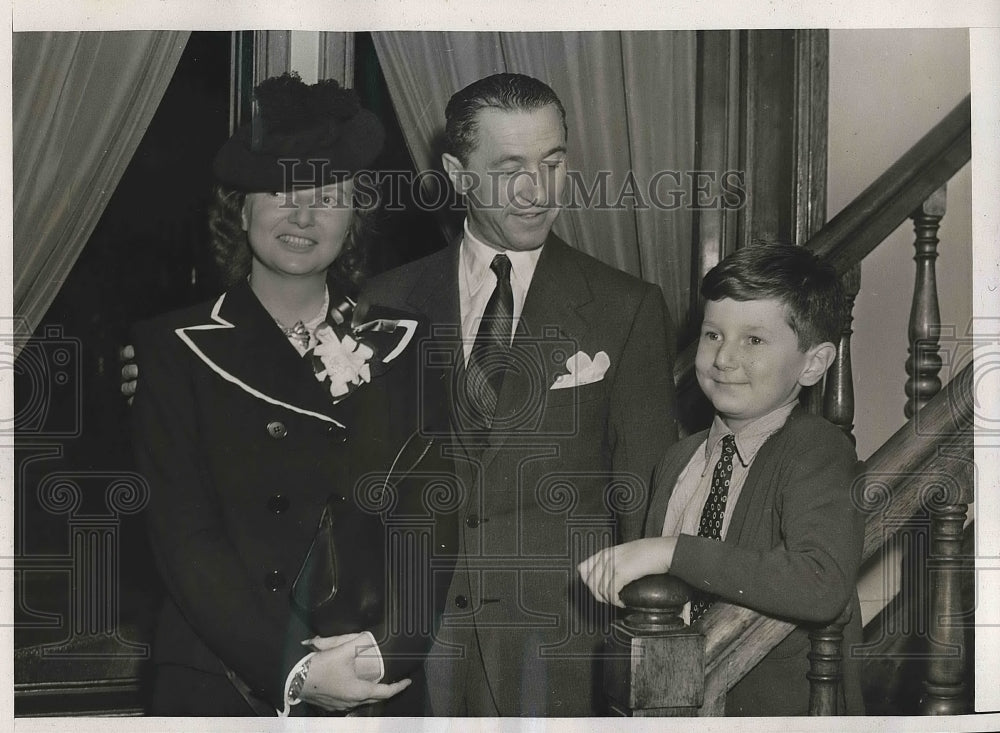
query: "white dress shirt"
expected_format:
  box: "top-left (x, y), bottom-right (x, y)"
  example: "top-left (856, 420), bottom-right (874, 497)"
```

top-left (458, 220), bottom-right (543, 364)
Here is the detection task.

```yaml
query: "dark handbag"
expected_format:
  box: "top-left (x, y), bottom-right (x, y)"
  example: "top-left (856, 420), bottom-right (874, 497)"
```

top-left (290, 431), bottom-right (437, 636)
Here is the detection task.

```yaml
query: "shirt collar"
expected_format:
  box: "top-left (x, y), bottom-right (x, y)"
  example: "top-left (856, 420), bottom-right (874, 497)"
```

top-left (705, 401), bottom-right (798, 467)
top-left (461, 219), bottom-right (543, 298)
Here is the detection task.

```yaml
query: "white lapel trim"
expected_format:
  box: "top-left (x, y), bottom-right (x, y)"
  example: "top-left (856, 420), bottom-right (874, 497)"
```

top-left (381, 319), bottom-right (417, 364)
top-left (174, 293), bottom-right (346, 428)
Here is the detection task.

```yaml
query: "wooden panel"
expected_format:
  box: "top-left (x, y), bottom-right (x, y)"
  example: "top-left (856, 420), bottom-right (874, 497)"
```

top-left (693, 31), bottom-right (741, 307)
top-left (319, 32), bottom-right (355, 87)
top-left (793, 30), bottom-right (830, 243)
top-left (739, 30), bottom-right (797, 248)
top-left (254, 30), bottom-right (291, 82)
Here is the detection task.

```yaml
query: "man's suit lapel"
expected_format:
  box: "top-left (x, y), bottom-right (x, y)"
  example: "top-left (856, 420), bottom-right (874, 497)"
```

top-left (176, 279), bottom-right (344, 426)
top-left (399, 241), bottom-right (479, 476)
top-left (480, 237), bottom-right (592, 464)
top-left (404, 241), bottom-right (462, 329)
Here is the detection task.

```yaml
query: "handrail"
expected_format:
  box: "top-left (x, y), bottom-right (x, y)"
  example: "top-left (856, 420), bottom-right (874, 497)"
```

top-left (672, 94), bottom-right (972, 388)
top-left (692, 361), bottom-right (975, 710)
top-left (807, 95), bottom-right (971, 273)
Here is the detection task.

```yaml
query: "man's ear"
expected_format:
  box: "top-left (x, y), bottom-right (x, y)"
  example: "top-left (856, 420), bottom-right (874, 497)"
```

top-left (798, 342), bottom-right (838, 387)
top-left (441, 153), bottom-right (468, 193)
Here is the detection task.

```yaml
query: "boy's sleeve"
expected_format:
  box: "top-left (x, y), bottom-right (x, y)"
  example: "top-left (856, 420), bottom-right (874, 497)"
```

top-left (668, 426), bottom-right (864, 624)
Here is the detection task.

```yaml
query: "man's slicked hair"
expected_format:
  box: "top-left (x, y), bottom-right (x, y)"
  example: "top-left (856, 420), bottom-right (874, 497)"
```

top-left (701, 242), bottom-right (846, 350)
top-left (444, 73), bottom-right (567, 164)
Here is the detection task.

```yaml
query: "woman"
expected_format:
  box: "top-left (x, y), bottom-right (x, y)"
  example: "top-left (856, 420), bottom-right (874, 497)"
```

top-left (131, 73), bottom-right (455, 716)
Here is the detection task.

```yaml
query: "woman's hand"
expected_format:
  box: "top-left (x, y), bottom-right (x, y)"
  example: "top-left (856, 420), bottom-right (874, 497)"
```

top-left (577, 537), bottom-right (677, 608)
top-left (297, 632), bottom-right (411, 712)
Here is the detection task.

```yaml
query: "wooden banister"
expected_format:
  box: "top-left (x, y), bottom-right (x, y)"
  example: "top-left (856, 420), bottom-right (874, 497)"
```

top-left (807, 96), bottom-right (970, 273)
top-left (615, 361), bottom-right (975, 715)
top-left (705, 362), bottom-right (972, 709)
top-left (672, 95), bottom-right (971, 392)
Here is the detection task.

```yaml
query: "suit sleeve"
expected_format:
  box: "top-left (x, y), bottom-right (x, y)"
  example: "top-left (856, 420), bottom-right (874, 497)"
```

top-left (669, 429), bottom-right (864, 623)
top-left (132, 323), bottom-right (304, 709)
top-left (607, 283), bottom-right (678, 542)
top-left (352, 317), bottom-right (459, 683)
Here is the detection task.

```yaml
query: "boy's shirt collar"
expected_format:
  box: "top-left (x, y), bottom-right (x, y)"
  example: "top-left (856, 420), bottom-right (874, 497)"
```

top-left (704, 401), bottom-right (798, 470)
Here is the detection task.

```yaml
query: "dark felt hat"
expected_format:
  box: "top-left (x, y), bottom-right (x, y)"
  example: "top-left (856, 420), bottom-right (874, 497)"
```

top-left (212, 73), bottom-right (385, 192)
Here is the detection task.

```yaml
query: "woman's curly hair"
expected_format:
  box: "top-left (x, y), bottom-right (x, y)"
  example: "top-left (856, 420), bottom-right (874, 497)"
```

top-left (208, 185), bottom-right (375, 289)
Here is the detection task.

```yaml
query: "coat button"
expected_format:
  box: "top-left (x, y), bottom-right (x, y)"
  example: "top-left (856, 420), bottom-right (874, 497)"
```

top-left (465, 514), bottom-right (480, 529)
top-left (267, 494), bottom-right (290, 514)
top-left (454, 595), bottom-right (469, 609)
top-left (266, 421), bottom-right (287, 439)
top-left (265, 570), bottom-right (286, 591)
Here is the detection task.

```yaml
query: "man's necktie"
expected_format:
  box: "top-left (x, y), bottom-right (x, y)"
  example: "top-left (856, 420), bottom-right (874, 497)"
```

top-left (690, 433), bottom-right (737, 623)
top-left (465, 254), bottom-right (513, 430)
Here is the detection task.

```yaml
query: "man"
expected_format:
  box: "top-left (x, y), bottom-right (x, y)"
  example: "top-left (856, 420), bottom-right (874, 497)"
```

top-left (123, 72), bottom-right (677, 715)
top-left (360, 73), bottom-right (676, 716)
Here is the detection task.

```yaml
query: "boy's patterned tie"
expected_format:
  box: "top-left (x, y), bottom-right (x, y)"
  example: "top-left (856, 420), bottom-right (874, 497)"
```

top-left (690, 433), bottom-right (737, 623)
top-left (465, 254), bottom-right (513, 429)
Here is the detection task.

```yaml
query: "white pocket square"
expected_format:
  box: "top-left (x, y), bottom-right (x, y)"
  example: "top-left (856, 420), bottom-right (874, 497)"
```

top-left (550, 350), bottom-right (610, 390)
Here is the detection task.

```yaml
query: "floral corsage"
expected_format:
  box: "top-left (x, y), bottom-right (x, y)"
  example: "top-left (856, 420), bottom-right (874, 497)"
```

top-left (308, 296), bottom-right (418, 404)
top-left (313, 325), bottom-right (375, 400)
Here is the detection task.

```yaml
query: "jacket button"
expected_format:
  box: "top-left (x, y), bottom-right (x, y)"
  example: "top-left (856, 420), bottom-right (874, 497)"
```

top-left (266, 421), bottom-right (287, 439)
top-left (265, 570), bottom-right (286, 591)
top-left (465, 514), bottom-right (480, 529)
top-left (454, 595), bottom-right (469, 609)
top-left (267, 494), bottom-right (290, 514)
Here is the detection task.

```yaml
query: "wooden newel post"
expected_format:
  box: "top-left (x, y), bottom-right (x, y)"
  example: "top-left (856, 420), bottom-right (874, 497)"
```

top-left (604, 574), bottom-right (705, 716)
top-left (807, 621), bottom-right (846, 714)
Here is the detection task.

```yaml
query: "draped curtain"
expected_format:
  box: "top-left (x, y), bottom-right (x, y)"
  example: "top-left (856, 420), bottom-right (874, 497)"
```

top-left (370, 31), bottom-right (697, 322)
top-left (13, 31), bottom-right (189, 355)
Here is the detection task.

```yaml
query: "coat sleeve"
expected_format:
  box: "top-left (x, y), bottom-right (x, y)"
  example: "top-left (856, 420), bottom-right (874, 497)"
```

top-left (132, 323), bottom-right (304, 709)
top-left (607, 282), bottom-right (678, 542)
top-left (345, 316), bottom-right (459, 684)
top-left (669, 426), bottom-right (864, 623)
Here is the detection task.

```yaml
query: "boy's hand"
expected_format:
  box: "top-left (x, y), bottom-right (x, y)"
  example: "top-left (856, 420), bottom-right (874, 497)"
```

top-left (577, 537), bottom-right (677, 608)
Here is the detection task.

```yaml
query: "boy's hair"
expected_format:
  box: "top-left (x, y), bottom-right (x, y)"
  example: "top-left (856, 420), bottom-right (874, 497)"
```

top-left (701, 242), bottom-right (846, 349)
top-left (444, 73), bottom-right (567, 164)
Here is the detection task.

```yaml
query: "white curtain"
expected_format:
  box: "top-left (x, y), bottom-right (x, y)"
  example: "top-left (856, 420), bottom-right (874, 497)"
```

top-left (13, 31), bottom-right (189, 355)
top-left (370, 31), bottom-right (697, 321)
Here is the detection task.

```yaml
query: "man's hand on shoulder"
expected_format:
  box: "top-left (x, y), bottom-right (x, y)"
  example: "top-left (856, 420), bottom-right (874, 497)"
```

top-left (119, 344), bottom-right (138, 404)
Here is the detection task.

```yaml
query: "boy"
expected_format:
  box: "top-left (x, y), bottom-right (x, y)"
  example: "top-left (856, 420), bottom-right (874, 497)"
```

top-left (578, 243), bottom-right (864, 716)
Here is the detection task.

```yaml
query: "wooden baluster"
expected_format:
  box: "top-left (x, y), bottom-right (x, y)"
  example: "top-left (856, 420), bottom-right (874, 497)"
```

top-left (823, 266), bottom-right (860, 441)
top-left (905, 186), bottom-right (946, 418)
top-left (807, 621), bottom-right (846, 714)
top-left (604, 575), bottom-right (705, 716)
top-left (920, 501), bottom-right (970, 714)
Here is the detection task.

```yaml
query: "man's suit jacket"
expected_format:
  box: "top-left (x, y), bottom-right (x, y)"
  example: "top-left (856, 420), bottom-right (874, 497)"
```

top-left (132, 276), bottom-right (456, 715)
top-left (361, 234), bottom-right (677, 715)
top-left (643, 406), bottom-right (865, 716)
